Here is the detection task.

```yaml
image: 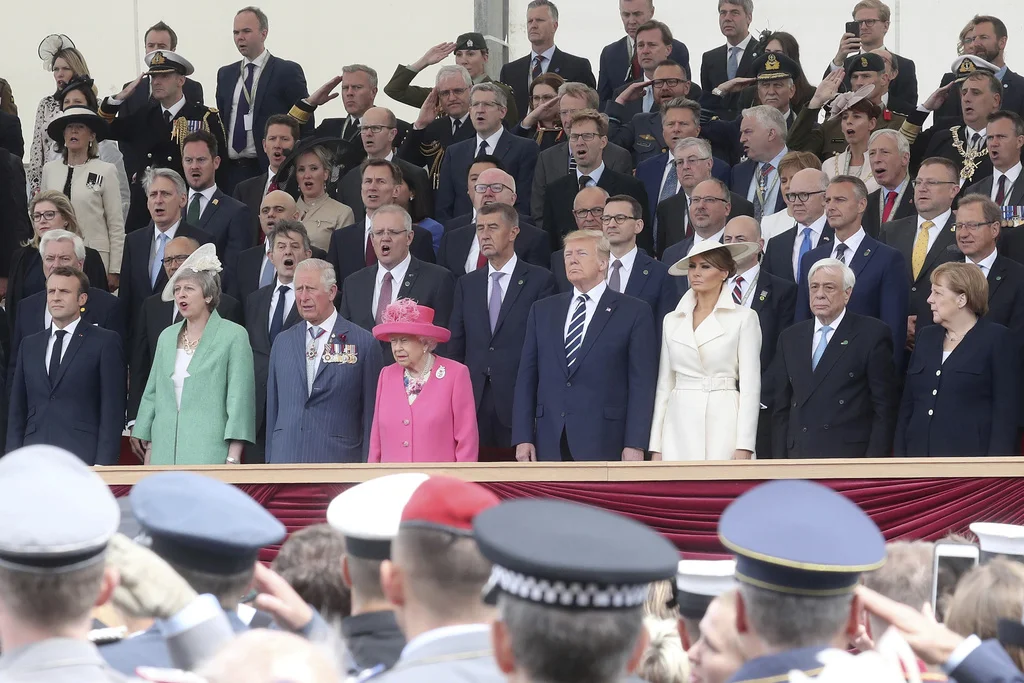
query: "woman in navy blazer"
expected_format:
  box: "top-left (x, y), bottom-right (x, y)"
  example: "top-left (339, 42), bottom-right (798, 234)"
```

top-left (896, 262), bottom-right (1020, 456)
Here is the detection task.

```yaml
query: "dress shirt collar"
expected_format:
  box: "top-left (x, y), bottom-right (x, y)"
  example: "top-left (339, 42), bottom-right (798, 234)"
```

top-left (814, 306), bottom-right (846, 336)
top-left (765, 145), bottom-right (788, 170)
top-left (155, 220), bottom-right (180, 240)
top-left (532, 45), bottom-right (557, 63)
top-left (488, 252), bottom-right (518, 278)
top-left (996, 65), bottom-right (1008, 82)
top-left (731, 262), bottom-right (760, 288)
top-left (162, 96), bottom-right (186, 119)
top-left (611, 245), bottom-right (638, 272)
top-left (694, 226), bottom-right (726, 245)
top-left (378, 253), bottom-right (412, 285)
top-left (918, 208), bottom-right (952, 231)
top-left (727, 34), bottom-right (753, 52)
top-left (994, 161), bottom-right (1023, 188)
top-left (576, 162), bottom-right (605, 186)
top-left (51, 315), bottom-right (82, 336)
top-left (798, 213), bottom-right (828, 233)
top-left (450, 113), bottom-right (470, 126)
top-left (884, 174), bottom-right (910, 195)
top-left (573, 280), bottom-right (607, 302)
top-left (476, 127), bottom-right (504, 153)
top-left (307, 308), bottom-right (337, 336)
top-left (967, 247), bottom-right (999, 273)
top-left (243, 49), bottom-right (271, 69)
top-left (834, 227), bottom-right (866, 257)
top-left (965, 125), bottom-right (987, 142)
top-left (188, 184), bottom-right (218, 207)
top-left (274, 278), bottom-right (294, 293)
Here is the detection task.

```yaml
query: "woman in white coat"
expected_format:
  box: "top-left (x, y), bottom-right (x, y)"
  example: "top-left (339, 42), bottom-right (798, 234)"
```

top-left (650, 241), bottom-right (762, 461)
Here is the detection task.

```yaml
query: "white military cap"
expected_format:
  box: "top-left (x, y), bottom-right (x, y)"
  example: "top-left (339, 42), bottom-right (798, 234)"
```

top-left (970, 522), bottom-right (1024, 561)
top-left (327, 473), bottom-right (429, 560)
top-left (676, 559), bottom-right (736, 619)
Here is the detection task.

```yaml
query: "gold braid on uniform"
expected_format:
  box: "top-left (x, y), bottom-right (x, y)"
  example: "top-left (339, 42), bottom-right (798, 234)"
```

top-left (424, 143), bottom-right (445, 189)
top-left (288, 99), bottom-right (315, 126)
top-left (899, 119), bottom-right (922, 146)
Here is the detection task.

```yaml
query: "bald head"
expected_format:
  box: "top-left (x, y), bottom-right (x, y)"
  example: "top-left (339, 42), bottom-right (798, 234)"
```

top-left (723, 216), bottom-right (763, 271)
top-left (573, 186), bottom-right (611, 230)
top-left (473, 168), bottom-right (517, 210)
top-left (163, 236), bottom-right (200, 278)
top-left (260, 190), bottom-right (299, 235)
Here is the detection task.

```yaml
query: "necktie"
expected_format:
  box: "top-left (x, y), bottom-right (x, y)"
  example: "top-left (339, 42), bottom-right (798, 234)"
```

top-left (163, 110), bottom-right (172, 126)
top-left (48, 329), bottom-right (67, 382)
top-left (732, 276), bottom-right (744, 304)
top-left (307, 326), bottom-right (323, 393)
top-left (232, 63), bottom-right (256, 153)
top-left (476, 140), bottom-right (489, 159)
top-left (565, 295), bottom-right (588, 367)
top-left (187, 193), bottom-right (202, 225)
top-left (654, 170), bottom-right (678, 251)
top-left (270, 284), bottom-right (289, 342)
top-left (476, 251), bottom-right (488, 270)
top-left (375, 272), bottom-right (394, 324)
top-left (365, 232), bottom-right (377, 267)
top-left (151, 233), bottom-right (168, 288)
top-left (912, 221), bottom-right (934, 280)
top-left (568, 151), bottom-right (578, 173)
top-left (835, 243), bottom-right (848, 265)
top-left (489, 272), bottom-right (505, 333)
top-left (609, 259), bottom-right (623, 293)
top-left (267, 175), bottom-right (278, 194)
top-left (811, 325), bottom-right (832, 371)
top-left (971, 132), bottom-right (983, 149)
top-left (683, 196), bottom-right (693, 239)
top-left (752, 163), bottom-right (774, 222)
top-left (727, 46), bottom-right (741, 81)
top-left (260, 258), bottom-right (276, 287)
top-left (452, 117), bottom-right (462, 137)
top-left (882, 190), bottom-right (898, 223)
top-left (796, 227), bottom-right (813, 283)
top-left (995, 175), bottom-right (1011, 204)
top-left (630, 41), bottom-right (641, 80)
top-left (532, 55), bottom-right (545, 81)
top-left (62, 166), bottom-right (74, 200)
top-left (579, 175), bottom-right (592, 191)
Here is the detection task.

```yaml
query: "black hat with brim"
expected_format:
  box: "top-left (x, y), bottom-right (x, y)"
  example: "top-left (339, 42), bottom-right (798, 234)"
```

top-left (46, 106), bottom-right (109, 143)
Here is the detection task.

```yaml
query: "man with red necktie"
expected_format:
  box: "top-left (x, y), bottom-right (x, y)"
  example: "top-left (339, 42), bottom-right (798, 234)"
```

top-left (862, 129), bottom-right (916, 238)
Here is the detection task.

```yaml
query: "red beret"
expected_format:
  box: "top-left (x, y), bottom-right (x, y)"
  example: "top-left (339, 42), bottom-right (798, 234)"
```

top-left (400, 476), bottom-right (500, 535)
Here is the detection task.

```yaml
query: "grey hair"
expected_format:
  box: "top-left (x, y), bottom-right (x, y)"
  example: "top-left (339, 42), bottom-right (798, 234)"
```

top-left (527, 0), bottom-right (559, 21)
top-left (662, 96), bottom-right (701, 119)
top-left (831, 174), bottom-right (870, 203)
top-left (297, 145), bottom-right (334, 175)
top-left (436, 65), bottom-right (472, 88)
top-left (741, 105), bottom-right (787, 142)
top-left (557, 82), bottom-right (600, 109)
top-left (174, 269), bottom-right (222, 311)
top-left (143, 167), bottom-right (187, 196)
top-left (39, 229), bottom-right (85, 262)
top-left (868, 128), bottom-right (910, 157)
top-left (499, 595), bottom-right (643, 683)
top-left (718, 0), bottom-right (753, 16)
top-left (673, 136), bottom-right (712, 158)
top-left (295, 258), bottom-right (337, 290)
top-left (809, 258), bottom-right (857, 290)
top-left (471, 82), bottom-right (507, 109)
top-left (267, 219), bottom-right (312, 254)
top-left (236, 6), bottom-right (269, 31)
top-left (372, 204), bottom-right (413, 233)
top-left (342, 64), bottom-right (378, 89)
top-left (738, 583), bottom-right (853, 650)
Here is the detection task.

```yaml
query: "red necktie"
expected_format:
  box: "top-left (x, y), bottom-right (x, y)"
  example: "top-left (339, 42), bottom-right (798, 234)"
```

top-left (476, 252), bottom-right (488, 270)
top-left (732, 276), bottom-right (744, 304)
top-left (267, 177), bottom-right (278, 195)
top-left (365, 233), bottom-right (377, 266)
top-left (630, 43), bottom-right (641, 80)
top-left (881, 190), bottom-right (898, 223)
top-left (996, 175), bottom-right (1008, 206)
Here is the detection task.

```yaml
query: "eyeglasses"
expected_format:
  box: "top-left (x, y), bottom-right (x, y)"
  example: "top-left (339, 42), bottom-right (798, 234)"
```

top-left (438, 88), bottom-right (468, 99)
top-left (32, 210), bottom-right (59, 222)
top-left (911, 179), bottom-right (959, 189)
top-left (470, 100), bottom-right (502, 109)
top-left (672, 156), bottom-right (711, 167)
top-left (600, 213), bottom-right (637, 225)
top-left (954, 221), bottom-right (997, 231)
top-left (161, 254), bottom-right (190, 266)
top-left (474, 183), bottom-right (512, 194)
top-left (652, 78), bottom-right (687, 89)
top-left (784, 190), bottom-right (826, 203)
top-left (690, 195), bottom-right (729, 205)
top-left (359, 124), bottom-right (394, 134)
top-left (371, 229), bottom-right (409, 239)
top-left (568, 132), bottom-right (601, 142)
top-left (857, 18), bottom-right (882, 27)
top-left (572, 207), bottom-right (605, 219)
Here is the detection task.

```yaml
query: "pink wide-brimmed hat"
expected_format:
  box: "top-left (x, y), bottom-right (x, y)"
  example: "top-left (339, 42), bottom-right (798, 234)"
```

top-left (372, 299), bottom-right (451, 343)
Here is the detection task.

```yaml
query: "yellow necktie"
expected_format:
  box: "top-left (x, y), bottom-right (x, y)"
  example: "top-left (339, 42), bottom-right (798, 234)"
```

top-left (912, 221), bottom-right (934, 280)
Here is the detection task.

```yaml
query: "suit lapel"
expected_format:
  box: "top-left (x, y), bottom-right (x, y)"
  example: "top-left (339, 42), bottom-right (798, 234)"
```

top-left (51, 324), bottom-right (87, 390)
top-left (919, 216), bottom-right (958, 279)
top-left (552, 295), bottom-right (573, 377)
top-left (493, 260), bottom-right (528, 337)
top-left (197, 190), bottom-right (223, 230)
top-left (848, 235), bottom-right (878, 279)
top-left (548, 48), bottom-right (565, 76)
top-left (809, 315), bottom-right (856, 394)
top-left (401, 259), bottom-right (421, 299)
top-left (253, 55), bottom-right (276, 114)
top-left (313, 319), bottom-right (349, 384)
top-left (494, 131), bottom-right (513, 159)
top-left (569, 290), bottom-right (615, 377)
top-left (988, 256), bottom-right (1008, 300)
top-left (256, 286), bottom-right (274, 347)
top-left (454, 229), bottom-right (476, 274)
top-left (751, 271), bottom-right (772, 312)
top-left (624, 252), bottom-right (651, 298)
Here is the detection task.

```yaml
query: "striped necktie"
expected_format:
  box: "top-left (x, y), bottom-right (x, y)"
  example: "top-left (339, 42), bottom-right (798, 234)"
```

top-left (565, 295), bottom-right (588, 368)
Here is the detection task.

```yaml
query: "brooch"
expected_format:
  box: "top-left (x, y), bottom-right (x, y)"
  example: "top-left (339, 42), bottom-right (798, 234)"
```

top-left (435, 365), bottom-right (446, 379)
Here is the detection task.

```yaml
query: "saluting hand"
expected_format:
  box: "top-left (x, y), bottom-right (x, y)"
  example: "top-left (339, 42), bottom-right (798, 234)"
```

top-left (716, 77), bottom-right (757, 95)
top-left (415, 88), bottom-right (441, 129)
top-left (921, 82), bottom-right (957, 112)
top-left (522, 95), bottom-right (560, 129)
top-left (115, 73), bottom-right (146, 102)
top-left (615, 80), bottom-right (653, 105)
top-left (412, 42), bottom-right (458, 72)
top-left (809, 69), bottom-right (846, 109)
top-left (855, 586), bottom-right (964, 666)
top-left (308, 75), bottom-right (343, 107)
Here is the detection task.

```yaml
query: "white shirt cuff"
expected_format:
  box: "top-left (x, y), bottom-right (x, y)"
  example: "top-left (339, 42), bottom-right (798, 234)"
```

top-left (828, 61), bottom-right (842, 73)
top-left (157, 594), bottom-right (222, 638)
top-left (943, 633), bottom-right (982, 674)
top-left (107, 96), bottom-right (125, 106)
top-left (917, 104), bottom-right (931, 113)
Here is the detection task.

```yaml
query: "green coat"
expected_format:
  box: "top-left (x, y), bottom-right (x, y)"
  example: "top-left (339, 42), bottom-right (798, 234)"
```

top-left (134, 311), bottom-right (256, 465)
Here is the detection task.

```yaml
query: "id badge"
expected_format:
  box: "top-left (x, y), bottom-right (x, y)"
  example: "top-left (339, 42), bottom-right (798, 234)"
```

top-left (243, 113), bottom-right (254, 131)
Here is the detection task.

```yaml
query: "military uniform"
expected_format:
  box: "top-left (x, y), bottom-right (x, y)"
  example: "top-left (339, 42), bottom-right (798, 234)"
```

top-left (396, 114), bottom-right (475, 190)
top-left (676, 559), bottom-right (735, 643)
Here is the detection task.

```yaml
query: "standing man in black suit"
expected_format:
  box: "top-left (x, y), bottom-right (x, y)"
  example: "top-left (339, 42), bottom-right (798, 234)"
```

top-left (660, 179), bottom-right (733, 288)
top-left (965, 111), bottom-right (1024, 208)
top-left (128, 236), bottom-right (244, 424)
top-left (723, 216), bottom-right (797, 459)
top-left (700, 0), bottom-right (758, 120)
top-left (7, 267), bottom-right (126, 465)
top-left (232, 114), bottom-right (298, 239)
top-left (438, 166), bottom-right (551, 277)
top-left (448, 203), bottom-right (557, 455)
top-left (761, 169), bottom-right (834, 283)
top-left (597, 0), bottom-right (690, 108)
top-left (773, 258), bottom-right (897, 458)
top-left (542, 110), bottom-right (650, 250)
top-left (339, 205), bottom-right (454, 364)
top-left (181, 131), bottom-right (253, 293)
top-left (500, 0), bottom-right (596, 117)
top-left (216, 6), bottom-right (311, 192)
top-left (119, 168), bottom-right (212, 336)
top-left (862, 129), bottom-right (915, 238)
top-left (244, 221), bottom-right (310, 463)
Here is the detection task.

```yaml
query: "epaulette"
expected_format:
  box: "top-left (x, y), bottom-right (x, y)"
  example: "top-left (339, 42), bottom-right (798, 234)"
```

top-left (88, 625), bottom-right (126, 645)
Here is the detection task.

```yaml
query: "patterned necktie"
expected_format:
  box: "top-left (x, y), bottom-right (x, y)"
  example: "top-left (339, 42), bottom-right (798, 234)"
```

top-left (489, 272), bottom-right (505, 333)
top-left (811, 325), bottom-right (832, 371)
top-left (187, 193), bottom-right (202, 225)
top-left (654, 169), bottom-right (678, 250)
top-left (48, 330), bottom-right (67, 382)
top-left (232, 63), bottom-right (256, 153)
top-left (269, 284), bottom-right (289, 342)
top-left (307, 326), bottom-right (324, 394)
top-left (630, 41), bottom-right (641, 80)
top-left (882, 190), bottom-right (898, 223)
top-left (835, 243), bottom-right (848, 265)
top-left (752, 163), bottom-right (774, 221)
top-left (532, 55), bottom-right (545, 81)
top-left (971, 132), bottom-right (983, 150)
top-left (376, 272), bottom-right (394, 324)
top-left (568, 150), bottom-right (578, 173)
top-left (796, 227), bottom-right (813, 282)
top-left (996, 175), bottom-right (1008, 206)
top-left (732, 276), bottom-right (744, 304)
top-left (609, 260), bottom-right (623, 293)
top-left (727, 46), bottom-right (741, 81)
top-left (912, 221), bottom-right (934, 279)
top-left (151, 233), bottom-right (168, 288)
top-left (565, 295), bottom-right (588, 367)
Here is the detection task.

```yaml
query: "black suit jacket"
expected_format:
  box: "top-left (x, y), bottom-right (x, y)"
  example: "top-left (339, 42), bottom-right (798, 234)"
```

top-left (761, 222), bottom-right (836, 283)
top-left (699, 40), bottom-right (758, 120)
top-left (191, 189), bottom-right (254, 291)
top-left (396, 114), bottom-right (476, 188)
top-left (880, 214), bottom-right (961, 323)
top-left (822, 53), bottom-right (918, 116)
top-left (751, 268), bottom-right (797, 459)
top-left (773, 311), bottom-right (897, 458)
top-left (127, 292), bottom-right (243, 421)
top-left (933, 69), bottom-right (1024, 129)
top-left (967, 175), bottom-right (1024, 211)
top-left (118, 222), bottom-right (213, 336)
top-left (909, 118), bottom-right (993, 185)
top-left (500, 47), bottom-right (596, 117)
top-left (0, 110), bottom-right (24, 158)
top-left (598, 36), bottom-right (691, 106)
top-left (542, 169), bottom-right (651, 251)
top-left (244, 283), bottom-right (302, 432)
top-left (437, 217), bottom-right (551, 278)
top-left (863, 184), bottom-right (916, 238)
top-left (448, 259), bottom-right (557, 428)
top-left (338, 158), bottom-right (433, 220)
top-left (231, 171), bottom-right (268, 241)
top-left (338, 258), bottom-right (455, 363)
top-left (230, 243), bottom-right (328, 306)
top-left (327, 221), bottom-right (436, 292)
top-left (7, 323), bottom-right (126, 465)
top-left (986, 254), bottom-right (1024, 341)
top-left (654, 190), bottom-right (755, 259)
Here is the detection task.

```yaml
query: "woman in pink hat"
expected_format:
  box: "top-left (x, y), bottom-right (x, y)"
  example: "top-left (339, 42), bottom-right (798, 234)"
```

top-left (369, 299), bottom-right (479, 462)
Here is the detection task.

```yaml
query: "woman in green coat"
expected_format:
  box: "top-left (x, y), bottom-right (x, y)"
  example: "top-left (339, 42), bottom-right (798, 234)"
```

top-left (132, 244), bottom-right (255, 465)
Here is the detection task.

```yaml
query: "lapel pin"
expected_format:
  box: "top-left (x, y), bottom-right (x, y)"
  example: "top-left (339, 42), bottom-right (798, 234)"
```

top-left (841, 339), bottom-right (849, 345)
top-left (643, 269), bottom-right (649, 275)
top-left (212, 198), bottom-right (219, 206)
top-left (518, 279), bottom-right (524, 285)
top-left (997, 275), bottom-right (1003, 281)
top-left (823, 235), bottom-right (831, 242)
top-left (864, 249), bottom-right (871, 256)
top-left (759, 290), bottom-right (767, 301)
top-left (606, 307), bottom-right (612, 312)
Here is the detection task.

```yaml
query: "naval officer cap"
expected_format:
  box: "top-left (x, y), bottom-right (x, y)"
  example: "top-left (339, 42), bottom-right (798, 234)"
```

top-left (0, 445), bottom-right (119, 572)
top-left (474, 499), bottom-right (679, 609)
top-left (951, 55), bottom-right (999, 83)
top-left (400, 475), bottom-right (501, 535)
top-left (719, 480), bottom-right (885, 596)
top-left (676, 559), bottom-right (736, 620)
top-left (327, 473), bottom-right (429, 560)
top-left (144, 50), bottom-right (195, 76)
top-left (131, 472), bottom-right (285, 574)
top-left (970, 522), bottom-right (1024, 562)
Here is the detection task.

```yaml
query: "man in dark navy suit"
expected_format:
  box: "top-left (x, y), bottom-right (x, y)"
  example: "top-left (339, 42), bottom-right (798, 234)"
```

top-left (699, 0), bottom-right (758, 120)
top-left (181, 131), bottom-right (253, 293)
top-left (762, 168), bottom-right (836, 283)
top-left (608, 67), bottom-right (700, 168)
top-left (7, 267), bottom-right (125, 465)
top-left (731, 105), bottom-right (789, 221)
top-left (448, 203), bottom-right (557, 453)
top-left (605, 26), bottom-right (697, 125)
top-left (795, 175), bottom-right (909, 369)
top-left (499, 0), bottom-right (596, 117)
top-left (435, 83), bottom-right (539, 221)
top-left (862, 129), bottom-right (916, 238)
top-left (216, 7), bottom-right (311, 190)
top-left (965, 110), bottom-right (1024, 210)
top-left (231, 114), bottom-right (298, 239)
top-left (513, 229), bottom-right (657, 462)
top-left (598, 2), bottom-right (690, 108)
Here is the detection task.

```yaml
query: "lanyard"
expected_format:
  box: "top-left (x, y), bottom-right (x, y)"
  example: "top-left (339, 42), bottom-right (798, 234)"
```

top-left (240, 60), bottom-right (260, 106)
top-left (755, 166), bottom-right (779, 209)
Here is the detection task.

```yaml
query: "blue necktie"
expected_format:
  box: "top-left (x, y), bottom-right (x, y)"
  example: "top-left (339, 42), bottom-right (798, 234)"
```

top-left (151, 233), bottom-right (168, 288)
top-left (796, 227), bottom-right (812, 282)
top-left (727, 46), bottom-right (741, 80)
top-left (269, 284), bottom-right (289, 343)
top-left (260, 258), bottom-right (276, 288)
top-left (811, 325), bottom-right (832, 371)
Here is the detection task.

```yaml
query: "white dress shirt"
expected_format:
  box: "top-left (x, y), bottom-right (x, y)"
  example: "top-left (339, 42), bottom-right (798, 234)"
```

top-left (812, 307), bottom-right (846, 357)
top-left (792, 214), bottom-right (828, 277)
top-left (576, 162), bottom-right (605, 187)
top-left (966, 248), bottom-right (998, 278)
top-left (160, 96), bottom-right (186, 121)
top-left (364, 212), bottom-right (375, 248)
top-left (305, 309), bottom-right (338, 386)
top-left (267, 279), bottom-right (295, 333)
top-left (475, 128), bottom-right (504, 158)
top-left (186, 185), bottom-right (218, 220)
top-left (44, 316), bottom-right (81, 370)
top-left (916, 209), bottom-right (951, 255)
top-left (729, 263), bottom-right (760, 308)
top-left (726, 34), bottom-right (753, 55)
top-left (373, 253), bottom-right (412, 313)
top-left (992, 162), bottom-right (1022, 205)
top-left (831, 228), bottom-right (866, 263)
top-left (530, 45), bottom-right (558, 80)
top-left (746, 146), bottom-right (788, 213)
top-left (607, 246), bottom-right (638, 292)
top-left (694, 227), bottom-right (726, 246)
top-left (227, 49), bottom-right (272, 160)
top-left (263, 172), bottom-right (277, 196)
top-left (488, 253), bottom-right (518, 303)
top-left (151, 221), bottom-right (181, 274)
top-left (463, 208), bottom-right (483, 273)
top-left (564, 281), bottom-right (607, 341)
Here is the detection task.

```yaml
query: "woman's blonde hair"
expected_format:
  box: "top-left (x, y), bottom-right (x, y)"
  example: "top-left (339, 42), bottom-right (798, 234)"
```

top-left (636, 617), bottom-right (689, 683)
top-left (644, 580), bottom-right (680, 620)
top-left (931, 262), bottom-right (989, 318)
top-left (946, 559), bottom-right (1024, 671)
top-left (27, 191), bottom-right (81, 248)
top-left (53, 48), bottom-right (95, 92)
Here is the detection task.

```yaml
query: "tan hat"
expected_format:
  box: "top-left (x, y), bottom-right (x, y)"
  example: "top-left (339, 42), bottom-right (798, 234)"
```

top-left (668, 240), bottom-right (760, 276)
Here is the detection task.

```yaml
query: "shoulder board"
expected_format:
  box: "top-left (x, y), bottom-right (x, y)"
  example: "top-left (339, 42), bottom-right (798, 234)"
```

top-left (88, 625), bottom-right (127, 644)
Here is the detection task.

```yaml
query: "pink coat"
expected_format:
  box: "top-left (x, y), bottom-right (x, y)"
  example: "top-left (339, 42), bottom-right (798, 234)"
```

top-left (368, 356), bottom-right (479, 463)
